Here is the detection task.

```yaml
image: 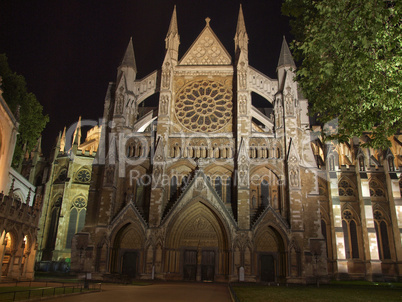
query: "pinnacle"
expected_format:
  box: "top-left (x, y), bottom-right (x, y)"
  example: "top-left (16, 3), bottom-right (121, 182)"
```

top-left (120, 37), bottom-right (137, 72)
top-left (236, 4), bottom-right (246, 34)
top-left (277, 36), bottom-right (296, 69)
top-left (167, 5), bottom-right (178, 35)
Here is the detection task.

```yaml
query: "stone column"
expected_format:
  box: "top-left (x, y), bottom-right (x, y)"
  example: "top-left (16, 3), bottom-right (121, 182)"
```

top-left (7, 249), bottom-right (17, 278)
top-left (328, 171), bottom-right (348, 276)
top-left (0, 231), bottom-right (6, 270)
top-left (357, 172), bottom-right (381, 280)
top-left (384, 167), bottom-right (402, 275)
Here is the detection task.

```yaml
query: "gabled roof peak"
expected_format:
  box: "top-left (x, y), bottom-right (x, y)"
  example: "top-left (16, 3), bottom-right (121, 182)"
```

top-left (179, 19), bottom-right (231, 66)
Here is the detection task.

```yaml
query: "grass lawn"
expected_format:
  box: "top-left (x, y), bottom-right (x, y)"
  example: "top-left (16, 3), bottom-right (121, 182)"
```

top-left (34, 271), bottom-right (79, 282)
top-left (232, 284), bottom-right (402, 302)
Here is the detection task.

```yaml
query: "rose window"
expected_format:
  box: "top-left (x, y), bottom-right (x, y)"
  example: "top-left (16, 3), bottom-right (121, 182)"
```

top-left (175, 80), bottom-right (232, 132)
top-left (76, 169), bottom-right (91, 183)
top-left (73, 197), bottom-right (86, 208)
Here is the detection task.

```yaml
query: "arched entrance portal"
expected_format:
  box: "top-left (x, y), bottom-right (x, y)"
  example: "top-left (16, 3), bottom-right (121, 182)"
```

top-left (255, 226), bottom-right (286, 283)
top-left (1, 232), bottom-right (13, 276)
top-left (165, 201), bottom-right (229, 282)
top-left (110, 223), bottom-right (143, 278)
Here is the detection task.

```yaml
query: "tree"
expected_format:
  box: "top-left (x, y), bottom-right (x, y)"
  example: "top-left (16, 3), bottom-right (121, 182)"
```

top-left (282, 0), bottom-right (401, 148)
top-left (0, 54), bottom-right (49, 166)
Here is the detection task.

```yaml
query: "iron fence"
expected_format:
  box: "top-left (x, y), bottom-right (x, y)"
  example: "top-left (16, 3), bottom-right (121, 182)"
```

top-left (0, 281), bottom-right (101, 301)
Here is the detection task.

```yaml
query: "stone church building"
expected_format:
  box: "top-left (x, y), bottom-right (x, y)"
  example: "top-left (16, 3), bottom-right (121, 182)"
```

top-left (35, 119), bottom-right (101, 269)
top-left (71, 6), bottom-right (402, 283)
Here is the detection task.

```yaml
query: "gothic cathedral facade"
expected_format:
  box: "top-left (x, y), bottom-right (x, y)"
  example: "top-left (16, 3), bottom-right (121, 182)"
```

top-left (71, 7), bottom-right (402, 283)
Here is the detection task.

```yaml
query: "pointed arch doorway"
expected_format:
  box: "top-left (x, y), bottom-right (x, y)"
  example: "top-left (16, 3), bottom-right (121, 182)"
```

top-left (255, 226), bottom-right (287, 283)
top-left (165, 201), bottom-right (229, 282)
top-left (110, 223), bottom-right (144, 278)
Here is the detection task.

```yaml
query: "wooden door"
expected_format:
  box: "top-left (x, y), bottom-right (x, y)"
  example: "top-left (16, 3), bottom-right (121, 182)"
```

top-left (122, 251), bottom-right (137, 278)
top-left (201, 250), bottom-right (215, 281)
top-left (261, 254), bottom-right (275, 282)
top-left (183, 250), bottom-right (197, 281)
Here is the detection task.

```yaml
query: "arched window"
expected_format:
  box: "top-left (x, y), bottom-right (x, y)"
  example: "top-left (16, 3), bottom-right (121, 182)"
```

top-left (369, 179), bottom-right (385, 198)
top-left (135, 183), bottom-right (144, 207)
top-left (374, 211), bottom-right (391, 260)
top-left (65, 208), bottom-right (77, 249)
top-left (261, 179), bottom-right (269, 207)
top-left (338, 179), bottom-right (355, 197)
top-left (349, 220), bottom-right (359, 259)
top-left (66, 197), bottom-right (87, 249)
top-left (328, 155), bottom-right (335, 171)
top-left (342, 210), bottom-right (359, 259)
top-left (321, 219), bottom-right (328, 257)
top-left (46, 198), bottom-right (61, 250)
top-left (225, 177), bottom-right (232, 204)
top-left (170, 176), bottom-right (178, 199)
top-left (358, 156), bottom-right (365, 171)
top-left (388, 156), bottom-right (395, 172)
top-left (78, 209), bottom-right (86, 232)
top-left (182, 175), bottom-right (188, 187)
top-left (215, 177), bottom-right (222, 199)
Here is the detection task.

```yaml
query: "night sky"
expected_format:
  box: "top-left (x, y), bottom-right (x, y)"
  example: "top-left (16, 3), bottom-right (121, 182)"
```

top-left (0, 0), bottom-right (291, 156)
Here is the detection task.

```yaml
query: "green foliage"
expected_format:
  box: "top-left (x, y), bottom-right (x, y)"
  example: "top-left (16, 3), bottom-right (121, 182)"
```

top-left (0, 54), bottom-right (49, 166)
top-left (282, 0), bottom-right (402, 148)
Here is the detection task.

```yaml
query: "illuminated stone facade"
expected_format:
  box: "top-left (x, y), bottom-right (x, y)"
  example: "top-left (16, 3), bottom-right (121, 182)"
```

top-left (312, 134), bottom-right (402, 280)
top-left (36, 119), bottom-right (101, 267)
top-left (0, 85), bottom-right (42, 281)
top-left (70, 7), bottom-right (402, 283)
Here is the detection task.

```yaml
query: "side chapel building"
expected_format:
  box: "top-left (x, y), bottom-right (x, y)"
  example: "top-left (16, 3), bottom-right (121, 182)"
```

top-left (36, 119), bottom-right (101, 268)
top-left (71, 6), bottom-right (402, 283)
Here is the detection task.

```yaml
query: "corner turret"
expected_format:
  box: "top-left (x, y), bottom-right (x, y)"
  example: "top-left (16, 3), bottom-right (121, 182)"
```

top-left (277, 36), bottom-right (296, 88)
top-left (117, 37), bottom-right (137, 86)
top-left (165, 5), bottom-right (180, 65)
top-left (234, 4), bottom-right (248, 59)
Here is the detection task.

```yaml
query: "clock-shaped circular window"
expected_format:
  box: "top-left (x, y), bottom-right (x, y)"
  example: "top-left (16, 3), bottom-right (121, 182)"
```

top-left (175, 80), bottom-right (232, 132)
top-left (76, 169), bottom-right (91, 183)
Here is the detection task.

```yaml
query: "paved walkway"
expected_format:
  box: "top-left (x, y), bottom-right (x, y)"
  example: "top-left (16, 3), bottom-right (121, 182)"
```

top-left (50, 282), bottom-right (232, 302)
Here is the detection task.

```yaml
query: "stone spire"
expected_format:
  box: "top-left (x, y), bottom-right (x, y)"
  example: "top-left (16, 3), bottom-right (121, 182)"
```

top-left (60, 126), bottom-right (66, 152)
top-left (165, 5), bottom-right (180, 64)
top-left (119, 37), bottom-right (137, 73)
top-left (234, 4), bottom-right (248, 54)
top-left (117, 38), bottom-right (137, 88)
top-left (277, 36), bottom-right (296, 70)
top-left (277, 37), bottom-right (297, 91)
top-left (73, 116), bottom-right (82, 146)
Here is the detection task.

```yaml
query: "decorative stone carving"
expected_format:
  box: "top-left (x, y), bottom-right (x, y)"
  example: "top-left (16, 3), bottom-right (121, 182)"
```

top-left (162, 62), bottom-right (171, 89)
top-left (180, 25), bottom-right (231, 65)
top-left (239, 94), bottom-right (247, 116)
top-left (289, 166), bottom-right (299, 187)
top-left (175, 80), bottom-right (232, 133)
top-left (238, 62), bottom-right (247, 89)
top-left (115, 93), bottom-right (124, 115)
top-left (160, 95), bottom-right (170, 115)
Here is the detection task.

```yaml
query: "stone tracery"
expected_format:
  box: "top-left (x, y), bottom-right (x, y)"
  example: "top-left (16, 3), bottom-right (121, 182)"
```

top-left (175, 80), bottom-right (232, 132)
